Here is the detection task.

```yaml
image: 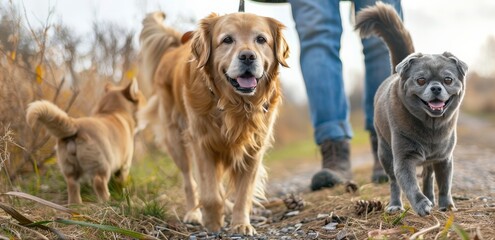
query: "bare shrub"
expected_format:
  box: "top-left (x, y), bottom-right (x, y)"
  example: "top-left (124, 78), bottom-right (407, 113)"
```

top-left (0, 2), bottom-right (138, 181)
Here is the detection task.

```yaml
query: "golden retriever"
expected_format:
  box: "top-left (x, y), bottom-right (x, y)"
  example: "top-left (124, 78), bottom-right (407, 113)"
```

top-left (139, 12), bottom-right (289, 235)
top-left (26, 79), bottom-right (146, 204)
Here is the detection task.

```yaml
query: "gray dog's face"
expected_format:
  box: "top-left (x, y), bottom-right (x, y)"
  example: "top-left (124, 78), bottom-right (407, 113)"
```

top-left (397, 52), bottom-right (468, 118)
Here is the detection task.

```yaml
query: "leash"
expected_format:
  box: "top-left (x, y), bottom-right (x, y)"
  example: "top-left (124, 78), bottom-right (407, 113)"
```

top-left (238, 0), bottom-right (245, 12)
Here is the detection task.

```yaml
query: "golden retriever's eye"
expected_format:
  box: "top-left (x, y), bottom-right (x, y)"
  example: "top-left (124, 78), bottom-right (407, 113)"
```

top-left (222, 36), bottom-right (233, 44)
top-left (444, 77), bottom-right (453, 85)
top-left (417, 78), bottom-right (426, 86)
top-left (256, 36), bottom-right (266, 44)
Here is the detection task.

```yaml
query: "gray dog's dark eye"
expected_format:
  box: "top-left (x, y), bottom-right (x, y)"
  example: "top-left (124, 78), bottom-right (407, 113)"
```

top-left (223, 36), bottom-right (234, 44)
top-left (417, 78), bottom-right (426, 86)
top-left (256, 36), bottom-right (267, 44)
top-left (444, 77), bottom-right (453, 85)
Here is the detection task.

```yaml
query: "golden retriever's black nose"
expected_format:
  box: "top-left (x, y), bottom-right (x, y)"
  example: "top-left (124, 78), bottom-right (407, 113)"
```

top-left (239, 50), bottom-right (257, 65)
top-left (430, 85), bottom-right (442, 95)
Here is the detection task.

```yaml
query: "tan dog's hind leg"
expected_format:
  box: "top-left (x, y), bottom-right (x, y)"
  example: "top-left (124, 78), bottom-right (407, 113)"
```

top-left (92, 173), bottom-right (110, 202)
top-left (66, 175), bottom-right (82, 204)
top-left (116, 156), bottom-right (132, 185)
top-left (230, 157), bottom-right (260, 236)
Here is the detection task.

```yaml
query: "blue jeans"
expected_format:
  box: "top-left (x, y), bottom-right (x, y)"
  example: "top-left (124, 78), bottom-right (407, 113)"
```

top-left (289, 0), bottom-right (403, 145)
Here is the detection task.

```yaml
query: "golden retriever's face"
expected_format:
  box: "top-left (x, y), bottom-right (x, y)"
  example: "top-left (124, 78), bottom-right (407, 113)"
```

top-left (192, 13), bottom-right (289, 96)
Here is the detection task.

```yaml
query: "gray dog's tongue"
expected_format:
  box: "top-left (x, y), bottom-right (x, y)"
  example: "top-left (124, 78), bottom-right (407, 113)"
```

top-left (428, 101), bottom-right (445, 110)
top-left (237, 77), bottom-right (257, 88)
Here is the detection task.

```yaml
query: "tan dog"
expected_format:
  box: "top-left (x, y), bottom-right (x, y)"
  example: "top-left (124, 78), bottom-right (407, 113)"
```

top-left (26, 79), bottom-right (146, 204)
top-left (139, 12), bottom-right (289, 235)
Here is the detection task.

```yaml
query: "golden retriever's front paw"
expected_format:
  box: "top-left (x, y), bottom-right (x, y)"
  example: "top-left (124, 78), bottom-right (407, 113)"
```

top-left (232, 223), bottom-right (256, 236)
top-left (183, 209), bottom-right (202, 225)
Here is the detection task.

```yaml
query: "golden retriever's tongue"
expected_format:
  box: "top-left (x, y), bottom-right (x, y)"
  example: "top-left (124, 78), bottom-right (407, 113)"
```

top-left (237, 77), bottom-right (257, 88)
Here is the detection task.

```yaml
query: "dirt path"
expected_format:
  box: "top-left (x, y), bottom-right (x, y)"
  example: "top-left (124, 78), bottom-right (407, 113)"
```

top-left (266, 113), bottom-right (495, 197)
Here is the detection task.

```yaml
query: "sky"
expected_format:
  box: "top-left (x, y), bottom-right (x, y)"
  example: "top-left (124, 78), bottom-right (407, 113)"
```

top-left (14, 0), bottom-right (495, 103)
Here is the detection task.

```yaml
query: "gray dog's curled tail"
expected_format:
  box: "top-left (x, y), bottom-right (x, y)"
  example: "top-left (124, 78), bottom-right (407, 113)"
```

top-left (355, 2), bottom-right (414, 72)
top-left (26, 100), bottom-right (77, 139)
top-left (139, 12), bottom-right (182, 93)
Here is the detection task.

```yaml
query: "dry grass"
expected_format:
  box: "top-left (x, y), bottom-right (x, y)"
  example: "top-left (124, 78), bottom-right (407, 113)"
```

top-left (0, 151), bottom-right (493, 239)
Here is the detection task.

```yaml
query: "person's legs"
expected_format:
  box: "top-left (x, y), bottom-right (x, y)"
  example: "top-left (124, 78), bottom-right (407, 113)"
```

top-left (289, 0), bottom-right (353, 191)
top-left (354, 0), bottom-right (403, 183)
top-left (290, 0), bottom-right (352, 144)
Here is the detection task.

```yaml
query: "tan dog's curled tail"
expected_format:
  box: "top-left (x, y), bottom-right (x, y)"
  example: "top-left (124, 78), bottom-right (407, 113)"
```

top-left (355, 2), bottom-right (414, 72)
top-left (26, 100), bottom-right (77, 139)
top-left (139, 12), bottom-right (182, 90)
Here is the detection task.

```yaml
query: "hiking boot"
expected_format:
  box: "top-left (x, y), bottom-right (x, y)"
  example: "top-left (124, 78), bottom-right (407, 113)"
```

top-left (370, 133), bottom-right (388, 183)
top-left (310, 139), bottom-right (352, 191)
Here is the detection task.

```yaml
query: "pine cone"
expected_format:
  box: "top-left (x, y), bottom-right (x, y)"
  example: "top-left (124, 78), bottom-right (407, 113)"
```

top-left (283, 193), bottom-right (305, 211)
top-left (355, 200), bottom-right (383, 215)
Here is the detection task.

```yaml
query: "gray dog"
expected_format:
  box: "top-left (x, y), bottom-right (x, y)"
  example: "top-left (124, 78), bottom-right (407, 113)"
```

top-left (355, 3), bottom-right (468, 216)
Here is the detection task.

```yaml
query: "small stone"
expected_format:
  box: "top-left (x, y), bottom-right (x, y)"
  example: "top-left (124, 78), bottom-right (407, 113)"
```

top-left (281, 236), bottom-right (292, 240)
top-left (281, 227), bottom-right (289, 233)
top-left (301, 217), bottom-right (316, 223)
top-left (285, 210), bottom-right (300, 217)
top-left (307, 231), bottom-right (319, 239)
top-left (189, 236), bottom-right (197, 240)
top-left (317, 213), bottom-right (330, 219)
top-left (336, 229), bottom-right (349, 240)
top-left (294, 223), bottom-right (302, 228)
top-left (197, 232), bottom-right (207, 237)
top-left (287, 226), bottom-right (295, 232)
top-left (260, 209), bottom-right (273, 218)
top-left (322, 222), bottom-right (338, 231)
top-left (296, 230), bottom-right (305, 236)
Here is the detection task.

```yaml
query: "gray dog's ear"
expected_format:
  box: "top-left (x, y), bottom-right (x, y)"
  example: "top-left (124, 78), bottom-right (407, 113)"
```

top-left (442, 52), bottom-right (468, 77)
top-left (396, 52), bottom-right (423, 77)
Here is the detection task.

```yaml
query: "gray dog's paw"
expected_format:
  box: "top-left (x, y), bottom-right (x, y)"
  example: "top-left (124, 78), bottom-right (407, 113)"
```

top-left (413, 198), bottom-right (433, 216)
top-left (439, 203), bottom-right (457, 212)
top-left (385, 205), bottom-right (404, 213)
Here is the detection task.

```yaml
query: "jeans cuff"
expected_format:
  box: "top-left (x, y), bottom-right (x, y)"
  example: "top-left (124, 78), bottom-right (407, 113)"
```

top-left (314, 120), bottom-right (353, 145)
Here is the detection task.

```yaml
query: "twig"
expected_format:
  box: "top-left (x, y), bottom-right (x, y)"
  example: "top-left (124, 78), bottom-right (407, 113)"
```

top-left (155, 225), bottom-right (188, 237)
top-left (9, 222), bottom-right (49, 240)
top-left (461, 207), bottom-right (495, 213)
top-left (409, 215), bottom-right (441, 240)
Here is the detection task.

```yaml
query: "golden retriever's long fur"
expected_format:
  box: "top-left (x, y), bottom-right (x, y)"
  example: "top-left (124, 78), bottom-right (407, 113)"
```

top-left (139, 12), bottom-right (289, 234)
top-left (26, 80), bottom-right (146, 204)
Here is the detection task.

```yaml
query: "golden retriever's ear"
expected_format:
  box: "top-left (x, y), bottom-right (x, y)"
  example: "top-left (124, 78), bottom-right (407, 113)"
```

top-left (267, 17), bottom-right (290, 68)
top-left (192, 13), bottom-right (219, 69)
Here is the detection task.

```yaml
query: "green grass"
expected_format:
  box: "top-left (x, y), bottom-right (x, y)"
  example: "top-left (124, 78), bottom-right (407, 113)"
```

top-left (7, 150), bottom-right (182, 213)
top-left (266, 118), bottom-right (370, 165)
top-left (265, 138), bottom-right (317, 163)
top-left (140, 200), bottom-right (166, 219)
